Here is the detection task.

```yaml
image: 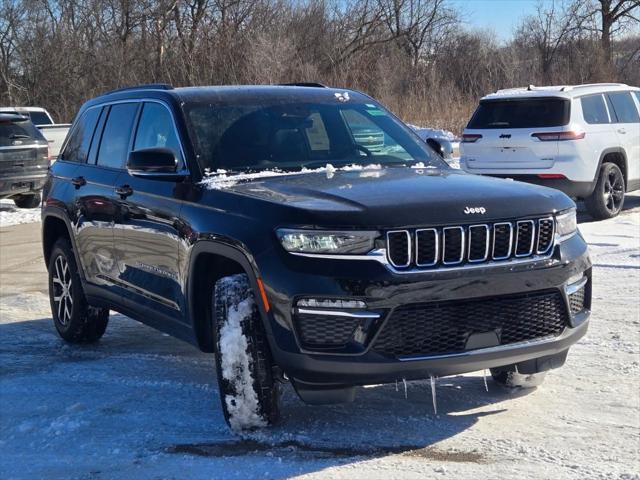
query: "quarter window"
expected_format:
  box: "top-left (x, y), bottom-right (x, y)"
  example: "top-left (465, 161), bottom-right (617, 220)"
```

top-left (580, 95), bottom-right (609, 124)
top-left (133, 103), bottom-right (182, 163)
top-left (95, 103), bottom-right (138, 169)
top-left (607, 91), bottom-right (640, 123)
top-left (60, 107), bottom-right (101, 163)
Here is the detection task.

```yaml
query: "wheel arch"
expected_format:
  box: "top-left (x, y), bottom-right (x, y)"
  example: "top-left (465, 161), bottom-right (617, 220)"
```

top-left (597, 148), bottom-right (628, 189)
top-left (187, 241), bottom-right (270, 353)
top-left (42, 208), bottom-right (81, 272)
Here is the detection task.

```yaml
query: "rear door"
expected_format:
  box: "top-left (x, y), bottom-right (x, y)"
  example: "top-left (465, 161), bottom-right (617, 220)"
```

top-left (606, 91), bottom-right (640, 183)
top-left (462, 97), bottom-right (570, 170)
top-left (112, 101), bottom-right (187, 320)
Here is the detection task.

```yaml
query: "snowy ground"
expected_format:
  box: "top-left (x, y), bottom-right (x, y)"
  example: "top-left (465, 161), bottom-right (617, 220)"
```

top-left (1, 196), bottom-right (639, 479)
top-left (0, 199), bottom-right (41, 227)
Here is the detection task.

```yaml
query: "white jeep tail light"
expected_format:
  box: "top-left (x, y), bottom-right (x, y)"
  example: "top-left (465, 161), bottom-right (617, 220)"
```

top-left (531, 131), bottom-right (585, 141)
top-left (462, 134), bottom-right (482, 143)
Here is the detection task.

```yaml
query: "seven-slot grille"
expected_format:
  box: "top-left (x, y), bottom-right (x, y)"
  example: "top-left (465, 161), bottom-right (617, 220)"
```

top-left (386, 217), bottom-right (555, 269)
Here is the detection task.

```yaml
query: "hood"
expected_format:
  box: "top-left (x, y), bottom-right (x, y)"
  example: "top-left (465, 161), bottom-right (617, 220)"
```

top-left (208, 167), bottom-right (574, 228)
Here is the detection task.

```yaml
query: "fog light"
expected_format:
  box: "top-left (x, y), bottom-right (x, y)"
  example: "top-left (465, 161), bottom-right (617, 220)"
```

top-left (296, 298), bottom-right (367, 309)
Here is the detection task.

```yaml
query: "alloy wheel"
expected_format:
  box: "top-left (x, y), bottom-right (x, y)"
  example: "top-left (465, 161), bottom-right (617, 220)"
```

top-left (603, 168), bottom-right (624, 214)
top-left (52, 255), bottom-right (73, 326)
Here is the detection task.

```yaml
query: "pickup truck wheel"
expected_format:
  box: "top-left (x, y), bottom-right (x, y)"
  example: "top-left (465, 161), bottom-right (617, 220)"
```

top-left (213, 273), bottom-right (280, 431)
top-left (13, 192), bottom-right (41, 208)
top-left (585, 162), bottom-right (625, 219)
top-left (490, 369), bottom-right (546, 388)
top-left (48, 238), bottom-right (109, 343)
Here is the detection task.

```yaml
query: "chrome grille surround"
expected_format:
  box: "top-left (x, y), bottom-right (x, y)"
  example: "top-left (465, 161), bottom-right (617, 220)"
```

top-left (492, 222), bottom-right (513, 260)
top-left (415, 228), bottom-right (439, 267)
top-left (386, 230), bottom-right (411, 268)
top-left (442, 226), bottom-right (465, 265)
top-left (467, 224), bottom-right (490, 263)
top-left (514, 220), bottom-right (536, 258)
top-left (384, 216), bottom-right (556, 271)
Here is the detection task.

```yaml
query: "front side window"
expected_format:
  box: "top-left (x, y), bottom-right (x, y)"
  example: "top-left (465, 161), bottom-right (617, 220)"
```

top-left (580, 95), bottom-right (610, 124)
top-left (95, 103), bottom-right (138, 169)
top-left (607, 91), bottom-right (640, 123)
top-left (185, 98), bottom-right (443, 173)
top-left (467, 98), bottom-right (570, 129)
top-left (60, 107), bottom-right (101, 163)
top-left (133, 103), bottom-right (182, 163)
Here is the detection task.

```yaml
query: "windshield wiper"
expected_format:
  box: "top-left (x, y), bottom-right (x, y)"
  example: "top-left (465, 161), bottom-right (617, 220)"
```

top-left (9, 134), bottom-right (31, 139)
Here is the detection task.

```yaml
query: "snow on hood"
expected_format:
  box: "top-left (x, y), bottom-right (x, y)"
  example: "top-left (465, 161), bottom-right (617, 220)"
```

top-left (201, 164), bottom-right (384, 189)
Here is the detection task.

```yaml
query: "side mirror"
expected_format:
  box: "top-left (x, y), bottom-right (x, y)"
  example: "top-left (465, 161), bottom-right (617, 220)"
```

top-left (426, 138), bottom-right (454, 160)
top-left (127, 148), bottom-right (185, 180)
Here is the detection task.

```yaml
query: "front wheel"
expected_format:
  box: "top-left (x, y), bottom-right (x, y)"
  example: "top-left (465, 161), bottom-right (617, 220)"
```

top-left (490, 369), bottom-right (546, 388)
top-left (213, 273), bottom-right (280, 431)
top-left (585, 162), bottom-right (625, 219)
top-left (48, 238), bottom-right (109, 343)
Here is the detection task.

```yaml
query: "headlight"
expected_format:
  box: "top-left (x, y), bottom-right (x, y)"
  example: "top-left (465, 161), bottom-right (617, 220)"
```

top-left (556, 208), bottom-right (577, 240)
top-left (276, 229), bottom-right (378, 254)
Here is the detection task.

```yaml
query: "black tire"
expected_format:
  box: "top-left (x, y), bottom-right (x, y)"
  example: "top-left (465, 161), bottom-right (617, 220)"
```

top-left (585, 162), bottom-right (625, 220)
top-left (14, 192), bottom-right (41, 208)
top-left (48, 238), bottom-right (109, 343)
top-left (213, 273), bottom-right (279, 431)
top-left (490, 369), bottom-right (546, 388)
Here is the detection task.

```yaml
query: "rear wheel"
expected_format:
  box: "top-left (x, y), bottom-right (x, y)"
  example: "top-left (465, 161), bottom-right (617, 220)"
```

top-left (48, 238), bottom-right (109, 343)
top-left (490, 369), bottom-right (546, 388)
top-left (14, 192), bottom-right (41, 208)
top-left (585, 162), bottom-right (625, 219)
top-left (213, 273), bottom-right (280, 431)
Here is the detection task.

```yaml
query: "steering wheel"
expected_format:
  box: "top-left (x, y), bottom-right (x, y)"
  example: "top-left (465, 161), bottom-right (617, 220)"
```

top-left (355, 144), bottom-right (373, 158)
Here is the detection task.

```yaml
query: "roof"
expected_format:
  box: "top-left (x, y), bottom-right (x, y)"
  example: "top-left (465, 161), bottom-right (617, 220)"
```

top-left (0, 106), bottom-right (49, 113)
top-left (87, 84), bottom-right (369, 108)
top-left (482, 83), bottom-right (639, 101)
top-left (0, 112), bottom-right (31, 122)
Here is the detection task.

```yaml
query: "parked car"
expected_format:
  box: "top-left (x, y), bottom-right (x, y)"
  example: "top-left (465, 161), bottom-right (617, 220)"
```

top-left (0, 106), bottom-right (71, 160)
top-left (42, 84), bottom-right (591, 431)
top-left (0, 113), bottom-right (49, 208)
top-left (460, 83), bottom-right (640, 219)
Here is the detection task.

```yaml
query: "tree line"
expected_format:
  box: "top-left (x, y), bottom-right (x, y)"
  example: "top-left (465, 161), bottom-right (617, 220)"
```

top-left (1, 0), bottom-right (638, 133)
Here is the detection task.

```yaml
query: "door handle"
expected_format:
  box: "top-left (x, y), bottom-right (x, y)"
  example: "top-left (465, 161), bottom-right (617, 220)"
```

top-left (617, 128), bottom-right (626, 134)
top-left (115, 185), bottom-right (133, 198)
top-left (71, 176), bottom-right (86, 188)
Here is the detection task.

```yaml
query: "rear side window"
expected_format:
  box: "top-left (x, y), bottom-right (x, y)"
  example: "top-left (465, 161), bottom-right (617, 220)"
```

top-left (95, 103), bottom-right (138, 169)
top-left (580, 95), bottom-right (610, 124)
top-left (467, 98), bottom-right (570, 129)
top-left (133, 103), bottom-right (182, 160)
top-left (29, 111), bottom-right (52, 125)
top-left (0, 118), bottom-right (45, 147)
top-left (60, 107), bottom-right (101, 163)
top-left (607, 91), bottom-right (640, 123)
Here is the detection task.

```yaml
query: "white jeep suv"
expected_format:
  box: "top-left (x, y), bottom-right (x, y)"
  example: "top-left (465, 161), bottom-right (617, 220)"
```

top-left (461, 83), bottom-right (639, 219)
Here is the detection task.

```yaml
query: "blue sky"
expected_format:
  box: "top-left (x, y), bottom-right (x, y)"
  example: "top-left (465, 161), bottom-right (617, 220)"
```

top-left (451, 0), bottom-right (552, 41)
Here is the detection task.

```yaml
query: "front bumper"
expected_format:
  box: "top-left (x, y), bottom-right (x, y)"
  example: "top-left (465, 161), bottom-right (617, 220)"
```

top-left (257, 232), bottom-right (591, 389)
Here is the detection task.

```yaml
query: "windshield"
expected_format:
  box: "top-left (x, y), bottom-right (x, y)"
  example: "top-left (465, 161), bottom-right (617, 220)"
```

top-left (184, 98), bottom-right (446, 173)
top-left (467, 98), bottom-right (570, 129)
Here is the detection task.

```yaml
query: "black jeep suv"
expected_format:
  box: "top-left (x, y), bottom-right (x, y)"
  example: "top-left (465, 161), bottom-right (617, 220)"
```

top-left (42, 84), bottom-right (591, 431)
top-left (1, 113), bottom-right (49, 208)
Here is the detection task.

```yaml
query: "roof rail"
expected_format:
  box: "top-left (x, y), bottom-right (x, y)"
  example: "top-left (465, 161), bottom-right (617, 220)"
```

top-left (571, 83), bottom-right (629, 89)
top-left (102, 83), bottom-right (174, 95)
top-left (278, 82), bottom-right (328, 88)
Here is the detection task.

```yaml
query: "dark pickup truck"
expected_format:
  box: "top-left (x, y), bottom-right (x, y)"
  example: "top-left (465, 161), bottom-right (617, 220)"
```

top-left (0, 113), bottom-right (49, 208)
top-left (41, 84), bottom-right (591, 431)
